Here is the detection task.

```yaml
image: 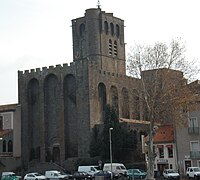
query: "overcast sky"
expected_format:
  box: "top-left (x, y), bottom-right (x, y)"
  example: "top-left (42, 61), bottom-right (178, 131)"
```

top-left (0, 0), bottom-right (200, 105)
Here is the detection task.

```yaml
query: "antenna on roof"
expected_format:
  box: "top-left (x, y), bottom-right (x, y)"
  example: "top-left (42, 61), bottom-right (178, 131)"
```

top-left (97, 0), bottom-right (101, 9)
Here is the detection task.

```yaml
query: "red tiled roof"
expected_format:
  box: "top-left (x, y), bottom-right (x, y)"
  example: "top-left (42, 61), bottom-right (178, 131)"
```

top-left (153, 124), bottom-right (174, 143)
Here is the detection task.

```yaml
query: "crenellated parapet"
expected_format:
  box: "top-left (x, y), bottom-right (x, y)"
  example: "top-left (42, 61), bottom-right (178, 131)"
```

top-left (17, 62), bottom-right (82, 86)
top-left (18, 62), bottom-right (76, 76)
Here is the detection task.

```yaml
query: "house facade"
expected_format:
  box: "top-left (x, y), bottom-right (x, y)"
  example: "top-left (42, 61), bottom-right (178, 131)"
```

top-left (0, 104), bottom-right (21, 171)
top-left (153, 125), bottom-right (178, 174)
top-left (176, 80), bottom-right (200, 175)
top-left (143, 125), bottom-right (178, 175)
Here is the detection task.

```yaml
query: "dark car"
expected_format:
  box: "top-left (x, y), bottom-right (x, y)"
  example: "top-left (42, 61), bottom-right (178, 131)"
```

top-left (71, 172), bottom-right (92, 180)
top-left (127, 169), bottom-right (147, 179)
top-left (94, 171), bottom-right (119, 179)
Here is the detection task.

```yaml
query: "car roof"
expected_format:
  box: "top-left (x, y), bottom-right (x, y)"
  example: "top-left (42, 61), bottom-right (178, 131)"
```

top-left (104, 163), bottom-right (124, 165)
top-left (2, 172), bottom-right (16, 175)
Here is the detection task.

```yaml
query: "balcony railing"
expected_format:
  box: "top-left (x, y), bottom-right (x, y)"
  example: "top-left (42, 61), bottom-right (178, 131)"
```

top-left (188, 127), bottom-right (199, 135)
top-left (190, 151), bottom-right (200, 158)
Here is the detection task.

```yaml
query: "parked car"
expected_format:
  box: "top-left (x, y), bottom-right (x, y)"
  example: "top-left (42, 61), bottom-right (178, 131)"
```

top-left (103, 163), bottom-right (127, 176)
top-left (163, 169), bottom-right (180, 179)
top-left (1, 172), bottom-right (21, 180)
top-left (94, 170), bottom-right (119, 179)
top-left (24, 173), bottom-right (46, 180)
top-left (77, 166), bottom-right (100, 177)
top-left (186, 167), bottom-right (200, 179)
top-left (45, 170), bottom-right (71, 180)
top-left (127, 169), bottom-right (147, 179)
top-left (71, 172), bottom-right (92, 180)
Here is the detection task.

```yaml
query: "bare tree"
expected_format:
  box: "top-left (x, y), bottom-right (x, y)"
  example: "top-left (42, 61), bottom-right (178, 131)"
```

top-left (127, 38), bottom-right (199, 180)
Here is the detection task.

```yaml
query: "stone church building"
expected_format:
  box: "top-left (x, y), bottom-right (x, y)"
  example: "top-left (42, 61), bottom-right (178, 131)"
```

top-left (18, 6), bottom-right (182, 170)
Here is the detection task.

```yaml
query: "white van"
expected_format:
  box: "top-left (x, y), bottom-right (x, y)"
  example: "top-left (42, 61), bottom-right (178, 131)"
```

top-left (45, 170), bottom-right (69, 180)
top-left (103, 163), bottom-right (127, 175)
top-left (78, 166), bottom-right (100, 177)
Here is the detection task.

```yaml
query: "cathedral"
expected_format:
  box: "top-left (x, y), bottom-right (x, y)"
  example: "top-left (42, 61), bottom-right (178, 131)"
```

top-left (18, 6), bottom-right (142, 168)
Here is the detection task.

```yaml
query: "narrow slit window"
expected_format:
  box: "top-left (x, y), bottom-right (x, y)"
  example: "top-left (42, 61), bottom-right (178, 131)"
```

top-left (114, 41), bottom-right (117, 56)
top-left (109, 39), bottom-right (112, 56)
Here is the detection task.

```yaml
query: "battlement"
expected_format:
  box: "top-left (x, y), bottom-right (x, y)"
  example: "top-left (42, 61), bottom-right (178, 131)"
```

top-left (18, 62), bottom-right (76, 76)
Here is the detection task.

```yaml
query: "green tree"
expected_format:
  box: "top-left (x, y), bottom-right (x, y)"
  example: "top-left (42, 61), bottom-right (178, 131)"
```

top-left (90, 105), bottom-right (137, 162)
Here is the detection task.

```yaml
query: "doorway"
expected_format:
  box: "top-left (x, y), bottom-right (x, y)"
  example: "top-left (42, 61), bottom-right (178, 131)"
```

top-left (52, 146), bottom-right (60, 163)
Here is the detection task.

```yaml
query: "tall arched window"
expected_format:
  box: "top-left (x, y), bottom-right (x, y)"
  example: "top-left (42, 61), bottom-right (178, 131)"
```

top-left (104, 21), bottom-right (109, 34)
top-left (8, 140), bottom-right (13, 152)
top-left (121, 87), bottom-right (130, 118)
top-left (116, 24), bottom-right (120, 37)
top-left (63, 74), bottom-right (78, 158)
top-left (0, 116), bottom-right (3, 130)
top-left (44, 74), bottom-right (59, 162)
top-left (98, 83), bottom-right (107, 122)
top-left (110, 86), bottom-right (119, 115)
top-left (110, 23), bottom-right (114, 36)
top-left (28, 78), bottom-right (40, 160)
top-left (3, 140), bottom-right (6, 152)
top-left (79, 23), bottom-right (85, 37)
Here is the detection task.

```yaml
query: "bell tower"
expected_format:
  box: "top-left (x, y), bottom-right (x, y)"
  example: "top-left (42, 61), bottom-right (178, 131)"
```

top-left (72, 7), bottom-right (126, 74)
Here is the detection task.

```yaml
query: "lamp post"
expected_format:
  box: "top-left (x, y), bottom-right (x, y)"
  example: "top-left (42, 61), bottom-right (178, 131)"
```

top-left (109, 127), bottom-right (113, 180)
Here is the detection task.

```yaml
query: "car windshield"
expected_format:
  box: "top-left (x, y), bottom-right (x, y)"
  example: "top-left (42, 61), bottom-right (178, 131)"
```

top-left (194, 168), bottom-right (200, 172)
top-left (34, 173), bottom-right (43, 176)
top-left (95, 166), bottom-right (101, 170)
top-left (58, 172), bottom-right (67, 175)
top-left (168, 170), bottom-right (177, 173)
top-left (140, 169), bottom-right (146, 173)
top-left (120, 166), bottom-right (126, 170)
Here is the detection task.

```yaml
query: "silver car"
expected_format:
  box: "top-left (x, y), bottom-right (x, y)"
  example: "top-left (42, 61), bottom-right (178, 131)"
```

top-left (24, 173), bottom-right (46, 180)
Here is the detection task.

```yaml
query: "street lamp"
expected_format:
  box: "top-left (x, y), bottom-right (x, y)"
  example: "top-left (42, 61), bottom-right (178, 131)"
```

top-left (109, 127), bottom-right (113, 180)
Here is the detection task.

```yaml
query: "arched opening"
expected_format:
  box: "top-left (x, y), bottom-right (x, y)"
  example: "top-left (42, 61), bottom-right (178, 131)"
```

top-left (98, 83), bottom-right (107, 122)
top-left (132, 89), bottom-right (140, 120)
top-left (3, 140), bottom-right (6, 152)
top-left (7, 140), bottom-right (13, 152)
top-left (53, 146), bottom-right (60, 163)
top-left (63, 74), bottom-right (78, 158)
top-left (79, 23), bottom-right (85, 37)
top-left (110, 23), bottom-right (114, 36)
top-left (27, 78), bottom-right (40, 160)
top-left (116, 24), bottom-right (120, 37)
top-left (104, 21), bottom-right (109, 34)
top-left (121, 87), bottom-right (130, 118)
top-left (44, 74), bottom-right (60, 162)
top-left (110, 86), bottom-right (119, 116)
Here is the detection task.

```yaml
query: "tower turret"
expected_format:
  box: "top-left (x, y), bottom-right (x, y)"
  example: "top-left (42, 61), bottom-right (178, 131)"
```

top-left (72, 8), bottom-right (126, 74)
